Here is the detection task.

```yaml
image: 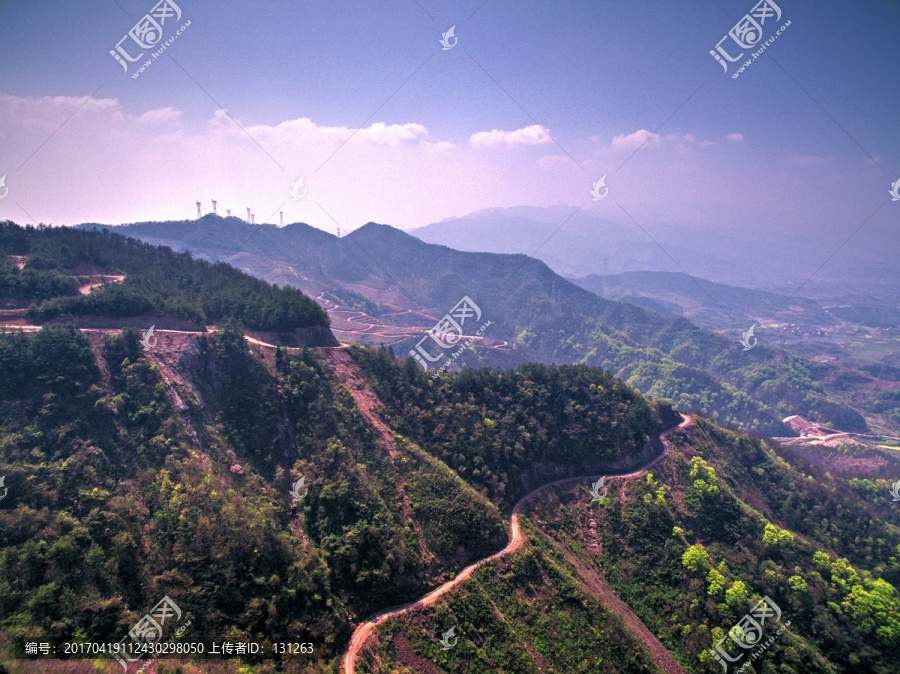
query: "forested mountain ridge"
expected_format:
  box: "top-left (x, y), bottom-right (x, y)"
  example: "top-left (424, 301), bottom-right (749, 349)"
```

top-left (84, 216), bottom-right (872, 436)
top-left (0, 221), bottom-right (330, 337)
top-left (0, 321), bottom-right (671, 671)
top-left (0, 320), bottom-right (897, 671)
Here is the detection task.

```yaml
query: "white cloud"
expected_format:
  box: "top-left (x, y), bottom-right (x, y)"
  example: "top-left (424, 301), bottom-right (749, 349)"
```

top-left (727, 132), bottom-right (745, 143)
top-left (0, 93), bottom-right (121, 132)
top-left (0, 93), bottom-right (574, 230)
top-left (357, 122), bottom-right (429, 145)
top-left (469, 124), bottom-right (551, 147)
top-left (0, 92), bottom-right (864, 236)
top-left (610, 128), bottom-right (661, 151)
top-left (137, 107), bottom-right (182, 124)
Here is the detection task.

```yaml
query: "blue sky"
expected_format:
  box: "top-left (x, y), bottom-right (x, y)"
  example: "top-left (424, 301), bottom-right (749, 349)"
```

top-left (0, 0), bottom-right (898, 242)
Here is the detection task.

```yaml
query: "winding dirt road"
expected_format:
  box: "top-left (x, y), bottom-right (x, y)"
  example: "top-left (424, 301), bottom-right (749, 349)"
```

top-left (343, 414), bottom-right (692, 673)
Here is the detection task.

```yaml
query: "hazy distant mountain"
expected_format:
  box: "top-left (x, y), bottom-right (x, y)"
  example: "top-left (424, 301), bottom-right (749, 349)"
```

top-left (410, 206), bottom-right (900, 295)
top-left (571, 271), bottom-right (833, 330)
top-left (410, 206), bottom-right (735, 281)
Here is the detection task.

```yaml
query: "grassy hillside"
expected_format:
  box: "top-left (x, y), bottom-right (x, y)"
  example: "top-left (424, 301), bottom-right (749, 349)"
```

top-left (356, 527), bottom-right (664, 673)
top-left (360, 418), bottom-right (900, 673)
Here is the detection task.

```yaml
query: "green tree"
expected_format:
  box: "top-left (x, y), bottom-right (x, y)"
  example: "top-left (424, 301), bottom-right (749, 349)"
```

top-left (707, 568), bottom-right (727, 596)
top-left (789, 575), bottom-right (808, 593)
top-left (813, 550), bottom-right (831, 572)
top-left (725, 580), bottom-right (748, 607)
top-left (682, 544), bottom-right (710, 573)
top-left (847, 579), bottom-right (900, 647)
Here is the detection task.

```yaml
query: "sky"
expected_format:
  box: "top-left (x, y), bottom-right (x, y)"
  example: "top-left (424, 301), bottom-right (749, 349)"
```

top-left (0, 0), bottom-right (898, 249)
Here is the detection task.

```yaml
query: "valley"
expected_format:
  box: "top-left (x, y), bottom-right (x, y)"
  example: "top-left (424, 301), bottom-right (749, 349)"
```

top-left (81, 217), bottom-right (899, 440)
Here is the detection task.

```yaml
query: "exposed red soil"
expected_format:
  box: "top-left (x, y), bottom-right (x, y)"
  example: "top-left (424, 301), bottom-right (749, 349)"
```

top-left (323, 349), bottom-right (399, 459)
top-left (393, 634), bottom-right (442, 674)
top-left (558, 546), bottom-right (687, 674)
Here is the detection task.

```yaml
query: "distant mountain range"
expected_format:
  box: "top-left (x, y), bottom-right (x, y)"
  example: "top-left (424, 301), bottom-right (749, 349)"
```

top-left (570, 271), bottom-right (833, 330)
top-left (410, 205), bottom-right (900, 297)
top-left (75, 215), bottom-right (883, 436)
top-left (411, 206), bottom-right (736, 281)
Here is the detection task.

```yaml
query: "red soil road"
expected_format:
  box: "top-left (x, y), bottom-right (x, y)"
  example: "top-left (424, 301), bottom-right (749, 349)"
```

top-left (343, 414), bottom-right (693, 674)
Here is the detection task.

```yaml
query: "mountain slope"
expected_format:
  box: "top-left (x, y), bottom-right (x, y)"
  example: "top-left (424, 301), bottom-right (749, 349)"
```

top-left (0, 320), bottom-right (896, 671)
top-left (0, 318), bottom-right (672, 670)
top-left (76, 216), bottom-right (876, 437)
top-left (346, 412), bottom-right (900, 673)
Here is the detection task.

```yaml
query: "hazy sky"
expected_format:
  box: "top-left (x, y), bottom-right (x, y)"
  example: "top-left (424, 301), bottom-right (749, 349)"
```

top-left (0, 0), bottom-right (898, 243)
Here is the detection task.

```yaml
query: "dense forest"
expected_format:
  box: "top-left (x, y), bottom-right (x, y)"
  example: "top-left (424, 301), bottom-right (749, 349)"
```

top-left (0, 322), bottom-right (672, 670)
top-left (0, 221), bottom-right (328, 332)
top-left (351, 345), bottom-right (671, 507)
